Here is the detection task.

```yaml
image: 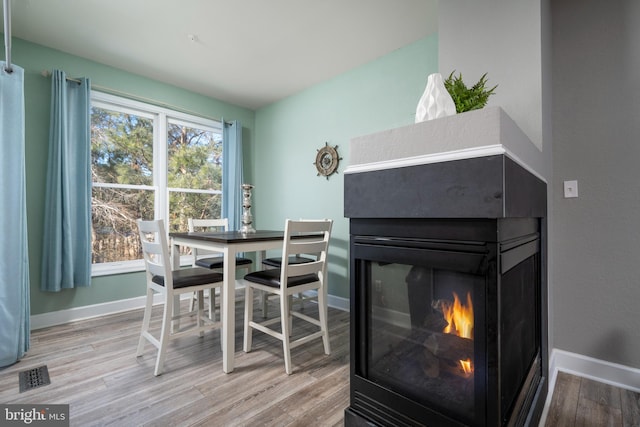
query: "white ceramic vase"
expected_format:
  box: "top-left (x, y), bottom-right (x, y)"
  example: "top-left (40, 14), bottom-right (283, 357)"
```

top-left (415, 73), bottom-right (457, 123)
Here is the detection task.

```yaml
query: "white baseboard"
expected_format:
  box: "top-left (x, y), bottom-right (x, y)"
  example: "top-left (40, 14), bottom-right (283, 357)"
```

top-left (30, 295), bottom-right (159, 330)
top-left (549, 348), bottom-right (640, 392)
top-left (31, 292), bottom-right (350, 330)
top-left (539, 348), bottom-right (640, 426)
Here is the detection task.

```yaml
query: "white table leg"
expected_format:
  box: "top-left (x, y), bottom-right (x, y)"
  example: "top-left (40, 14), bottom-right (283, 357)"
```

top-left (171, 240), bottom-right (181, 332)
top-left (222, 246), bottom-right (236, 373)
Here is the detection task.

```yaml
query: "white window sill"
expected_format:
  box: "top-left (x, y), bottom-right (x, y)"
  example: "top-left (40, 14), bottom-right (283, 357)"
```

top-left (91, 256), bottom-right (193, 277)
top-left (92, 260), bottom-right (145, 277)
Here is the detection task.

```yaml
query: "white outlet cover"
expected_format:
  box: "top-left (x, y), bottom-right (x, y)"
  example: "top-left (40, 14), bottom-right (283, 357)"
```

top-left (564, 180), bottom-right (578, 198)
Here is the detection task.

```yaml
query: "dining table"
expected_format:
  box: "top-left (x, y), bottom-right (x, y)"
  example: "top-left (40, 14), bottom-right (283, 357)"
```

top-left (168, 229), bottom-right (317, 373)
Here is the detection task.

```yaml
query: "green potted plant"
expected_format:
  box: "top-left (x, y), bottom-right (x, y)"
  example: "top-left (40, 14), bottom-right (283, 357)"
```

top-left (444, 71), bottom-right (497, 113)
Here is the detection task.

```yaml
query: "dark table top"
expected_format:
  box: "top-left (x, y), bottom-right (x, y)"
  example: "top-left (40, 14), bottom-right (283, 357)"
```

top-left (169, 230), bottom-right (316, 244)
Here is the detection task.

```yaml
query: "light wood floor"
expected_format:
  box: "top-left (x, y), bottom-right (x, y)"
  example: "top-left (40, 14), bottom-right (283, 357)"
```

top-left (0, 292), bottom-right (350, 426)
top-left (4, 294), bottom-right (638, 427)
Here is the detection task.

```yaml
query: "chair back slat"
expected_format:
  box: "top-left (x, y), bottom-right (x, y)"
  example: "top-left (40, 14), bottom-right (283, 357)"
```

top-left (138, 219), bottom-right (173, 290)
top-left (286, 260), bottom-right (324, 277)
top-left (280, 219), bottom-right (332, 282)
top-left (188, 218), bottom-right (229, 260)
top-left (188, 218), bottom-right (229, 232)
top-left (285, 219), bottom-right (331, 233)
top-left (287, 240), bottom-right (326, 257)
top-left (140, 241), bottom-right (165, 274)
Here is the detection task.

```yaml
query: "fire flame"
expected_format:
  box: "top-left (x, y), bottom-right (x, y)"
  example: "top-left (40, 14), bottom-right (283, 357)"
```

top-left (443, 291), bottom-right (474, 375)
top-left (442, 291), bottom-right (474, 339)
top-left (460, 358), bottom-right (472, 375)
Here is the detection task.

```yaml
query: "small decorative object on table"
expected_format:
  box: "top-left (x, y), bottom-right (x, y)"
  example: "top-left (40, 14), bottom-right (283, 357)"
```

top-left (240, 183), bottom-right (255, 233)
top-left (415, 73), bottom-right (457, 123)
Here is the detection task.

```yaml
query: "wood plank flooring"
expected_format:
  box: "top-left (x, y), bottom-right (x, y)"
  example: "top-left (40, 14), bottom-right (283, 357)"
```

top-left (0, 291), bottom-right (350, 426)
top-left (545, 371), bottom-right (640, 427)
top-left (3, 292), bottom-right (639, 427)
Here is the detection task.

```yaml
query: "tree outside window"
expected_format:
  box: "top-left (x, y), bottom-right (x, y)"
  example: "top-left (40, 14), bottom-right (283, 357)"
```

top-left (167, 120), bottom-right (222, 233)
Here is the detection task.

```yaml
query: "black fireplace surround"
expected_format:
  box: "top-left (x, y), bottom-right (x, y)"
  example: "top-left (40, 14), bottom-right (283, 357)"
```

top-left (344, 155), bottom-right (548, 427)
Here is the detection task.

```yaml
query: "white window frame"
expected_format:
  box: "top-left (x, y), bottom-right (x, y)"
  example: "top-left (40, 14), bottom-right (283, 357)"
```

top-left (91, 91), bottom-right (223, 277)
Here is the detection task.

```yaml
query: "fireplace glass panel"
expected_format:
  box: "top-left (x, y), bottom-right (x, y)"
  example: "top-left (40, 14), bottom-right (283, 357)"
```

top-left (500, 255), bottom-right (539, 420)
top-left (366, 260), bottom-right (484, 424)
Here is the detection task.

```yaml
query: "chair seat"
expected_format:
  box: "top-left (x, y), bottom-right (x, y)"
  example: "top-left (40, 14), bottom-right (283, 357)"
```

top-left (152, 268), bottom-right (223, 289)
top-left (244, 269), bottom-right (318, 288)
top-left (195, 256), bottom-right (253, 270)
top-left (262, 256), bottom-right (313, 268)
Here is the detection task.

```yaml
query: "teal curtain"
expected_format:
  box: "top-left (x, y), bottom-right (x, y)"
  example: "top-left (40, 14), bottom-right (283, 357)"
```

top-left (0, 63), bottom-right (30, 367)
top-left (221, 120), bottom-right (243, 231)
top-left (41, 70), bottom-right (92, 292)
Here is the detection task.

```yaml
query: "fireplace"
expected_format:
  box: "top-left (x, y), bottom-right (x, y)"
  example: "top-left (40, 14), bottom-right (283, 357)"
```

top-left (344, 154), bottom-right (548, 427)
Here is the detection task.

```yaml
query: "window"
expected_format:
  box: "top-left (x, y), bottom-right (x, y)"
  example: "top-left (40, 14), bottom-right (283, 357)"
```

top-left (90, 92), bottom-right (222, 276)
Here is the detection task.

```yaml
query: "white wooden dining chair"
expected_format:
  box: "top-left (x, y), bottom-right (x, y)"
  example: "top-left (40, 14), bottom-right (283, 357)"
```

top-left (187, 218), bottom-right (253, 320)
top-left (242, 219), bottom-right (333, 375)
top-left (136, 219), bottom-right (224, 376)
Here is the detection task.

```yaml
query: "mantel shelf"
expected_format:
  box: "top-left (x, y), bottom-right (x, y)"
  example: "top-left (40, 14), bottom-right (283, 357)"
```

top-left (346, 106), bottom-right (545, 182)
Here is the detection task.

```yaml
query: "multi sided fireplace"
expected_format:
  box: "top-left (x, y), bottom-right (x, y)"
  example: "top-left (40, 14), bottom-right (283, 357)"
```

top-left (343, 152), bottom-right (548, 426)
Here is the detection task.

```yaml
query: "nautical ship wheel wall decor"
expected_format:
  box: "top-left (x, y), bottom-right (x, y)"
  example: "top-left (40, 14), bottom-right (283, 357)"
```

top-left (314, 142), bottom-right (342, 179)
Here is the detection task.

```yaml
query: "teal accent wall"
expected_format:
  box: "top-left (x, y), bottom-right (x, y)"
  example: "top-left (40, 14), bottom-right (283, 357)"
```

top-left (253, 35), bottom-right (438, 299)
top-left (3, 38), bottom-right (254, 315)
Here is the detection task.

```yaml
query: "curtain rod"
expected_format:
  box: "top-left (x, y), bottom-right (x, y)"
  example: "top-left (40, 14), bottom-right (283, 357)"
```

top-left (40, 70), bottom-right (230, 126)
top-left (3, 0), bottom-right (13, 73)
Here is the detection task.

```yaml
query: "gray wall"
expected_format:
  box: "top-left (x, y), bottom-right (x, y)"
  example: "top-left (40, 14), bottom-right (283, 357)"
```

top-left (438, 0), bottom-right (547, 153)
top-left (551, 0), bottom-right (640, 368)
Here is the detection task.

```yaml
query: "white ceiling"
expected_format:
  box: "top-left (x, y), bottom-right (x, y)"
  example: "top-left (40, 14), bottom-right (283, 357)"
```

top-left (1, 0), bottom-right (438, 110)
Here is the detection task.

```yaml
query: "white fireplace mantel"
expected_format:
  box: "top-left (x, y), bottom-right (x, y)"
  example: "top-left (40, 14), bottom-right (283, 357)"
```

top-left (346, 106), bottom-right (545, 182)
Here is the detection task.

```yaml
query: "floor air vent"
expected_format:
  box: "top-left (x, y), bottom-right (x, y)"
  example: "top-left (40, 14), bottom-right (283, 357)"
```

top-left (19, 365), bottom-right (51, 393)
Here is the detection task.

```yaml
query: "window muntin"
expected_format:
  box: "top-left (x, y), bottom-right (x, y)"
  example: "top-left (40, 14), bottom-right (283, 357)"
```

top-left (90, 92), bottom-right (222, 276)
